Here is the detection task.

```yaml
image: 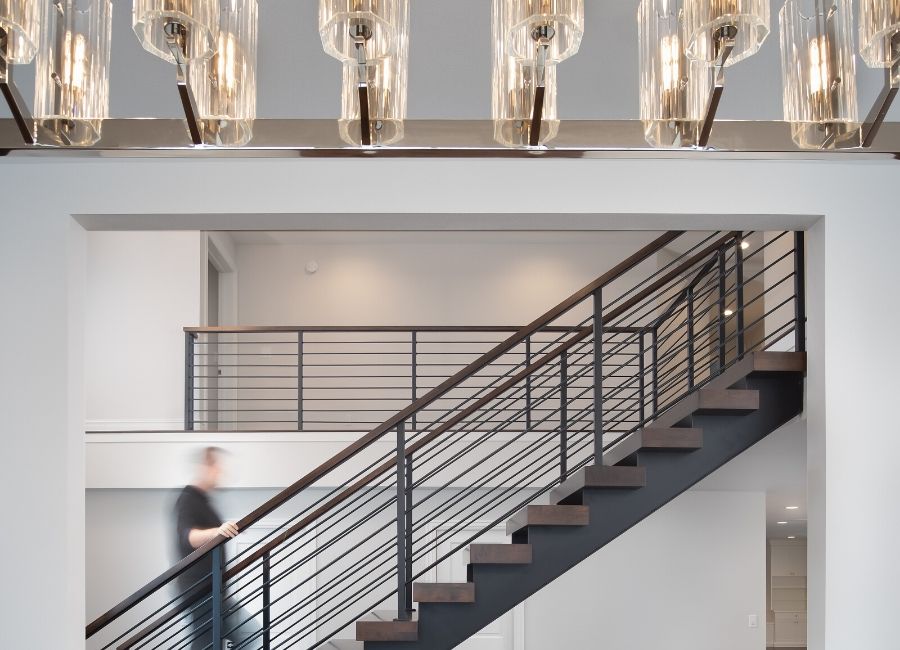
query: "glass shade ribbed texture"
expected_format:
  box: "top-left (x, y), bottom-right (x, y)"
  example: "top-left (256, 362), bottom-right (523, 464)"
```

top-left (684, 0), bottom-right (770, 65)
top-left (639, 0), bottom-right (712, 147)
top-left (0, 0), bottom-right (42, 64)
top-left (337, 0), bottom-right (408, 144)
top-left (189, 0), bottom-right (257, 146)
top-left (319, 0), bottom-right (403, 63)
top-left (505, 0), bottom-right (584, 64)
top-left (34, 0), bottom-right (112, 145)
top-left (492, 0), bottom-right (559, 146)
top-left (779, 0), bottom-right (859, 149)
top-left (858, 0), bottom-right (900, 67)
top-left (133, 0), bottom-right (219, 63)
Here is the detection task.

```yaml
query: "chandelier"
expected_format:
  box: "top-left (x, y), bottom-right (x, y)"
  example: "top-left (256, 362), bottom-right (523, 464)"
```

top-left (0, 1), bottom-right (898, 152)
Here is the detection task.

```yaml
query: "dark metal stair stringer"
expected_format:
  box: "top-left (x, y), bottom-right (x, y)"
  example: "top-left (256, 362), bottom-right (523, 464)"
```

top-left (364, 368), bottom-right (803, 650)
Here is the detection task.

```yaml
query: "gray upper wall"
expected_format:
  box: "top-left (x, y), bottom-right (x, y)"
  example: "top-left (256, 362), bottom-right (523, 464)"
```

top-left (3, 0), bottom-right (898, 121)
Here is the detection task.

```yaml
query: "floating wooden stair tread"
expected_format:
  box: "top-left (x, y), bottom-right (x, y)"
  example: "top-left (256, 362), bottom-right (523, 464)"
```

top-left (640, 427), bottom-right (703, 449)
top-left (602, 427), bottom-right (703, 468)
top-left (413, 582), bottom-right (475, 603)
top-left (356, 612), bottom-right (418, 642)
top-left (468, 543), bottom-right (533, 565)
top-left (506, 504), bottom-right (589, 536)
top-left (551, 465), bottom-right (647, 505)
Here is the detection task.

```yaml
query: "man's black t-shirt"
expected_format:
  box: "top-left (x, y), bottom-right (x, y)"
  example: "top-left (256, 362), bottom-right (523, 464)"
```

top-left (174, 485), bottom-right (223, 595)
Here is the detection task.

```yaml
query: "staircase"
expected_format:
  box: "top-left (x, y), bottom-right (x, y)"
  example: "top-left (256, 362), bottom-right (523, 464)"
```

top-left (355, 351), bottom-right (804, 649)
top-left (86, 230), bottom-right (806, 650)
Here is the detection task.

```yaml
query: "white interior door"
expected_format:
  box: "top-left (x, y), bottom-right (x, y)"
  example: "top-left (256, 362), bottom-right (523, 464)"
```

top-left (432, 525), bottom-right (523, 650)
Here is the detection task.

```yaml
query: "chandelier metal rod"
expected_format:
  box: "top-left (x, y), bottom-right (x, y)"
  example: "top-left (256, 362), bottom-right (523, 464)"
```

top-left (164, 21), bottom-right (204, 146)
top-left (861, 35), bottom-right (900, 149)
top-left (698, 25), bottom-right (738, 148)
top-left (353, 25), bottom-right (373, 147)
top-left (0, 28), bottom-right (35, 145)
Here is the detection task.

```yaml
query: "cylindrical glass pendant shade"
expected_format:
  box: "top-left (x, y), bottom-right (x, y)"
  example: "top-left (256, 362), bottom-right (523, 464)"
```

top-left (133, 0), bottom-right (219, 63)
top-left (859, 0), bottom-right (900, 67)
top-left (780, 0), bottom-right (859, 149)
top-left (505, 0), bottom-right (584, 64)
top-left (339, 58), bottom-right (406, 145)
top-left (492, 0), bottom-right (559, 146)
top-left (189, 0), bottom-right (257, 146)
top-left (320, 0), bottom-right (404, 63)
top-left (34, 0), bottom-right (112, 145)
top-left (493, 54), bottom-right (559, 146)
top-left (337, 0), bottom-right (408, 145)
top-left (684, 0), bottom-right (770, 65)
top-left (639, 0), bottom-right (712, 147)
top-left (0, 0), bottom-right (43, 64)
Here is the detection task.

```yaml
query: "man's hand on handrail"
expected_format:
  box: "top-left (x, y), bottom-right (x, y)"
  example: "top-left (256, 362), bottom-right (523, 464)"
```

top-left (189, 521), bottom-right (239, 549)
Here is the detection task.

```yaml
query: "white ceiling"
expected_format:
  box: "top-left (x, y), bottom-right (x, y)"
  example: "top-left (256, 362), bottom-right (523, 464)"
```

top-left (3, 0), bottom-right (899, 122)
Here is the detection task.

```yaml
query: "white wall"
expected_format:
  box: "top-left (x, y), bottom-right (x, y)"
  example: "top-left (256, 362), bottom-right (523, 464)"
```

top-left (235, 231), bottom-right (660, 326)
top-left (85, 231), bottom-right (204, 430)
top-left (525, 491), bottom-right (766, 650)
top-left (85, 487), bottom-right (765, 650)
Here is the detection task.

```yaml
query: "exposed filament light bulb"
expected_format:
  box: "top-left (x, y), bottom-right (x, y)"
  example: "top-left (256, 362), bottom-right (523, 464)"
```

top-left (215, 32), bottom-right (238, 93)
top-left (807, 35), bottom-right (829, 96)
top-left (61, 31), bottom-right (88, 101)
top-left (661, 34), bottom-right (681, 91)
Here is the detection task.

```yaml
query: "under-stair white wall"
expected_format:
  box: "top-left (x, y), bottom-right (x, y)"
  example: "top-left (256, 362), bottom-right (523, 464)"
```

top-left (524, 490), bottom-right (766, 650)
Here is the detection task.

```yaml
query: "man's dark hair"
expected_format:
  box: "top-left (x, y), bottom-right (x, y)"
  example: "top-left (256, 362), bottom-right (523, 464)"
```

top-left (197, 446), bottom-right (226, 466)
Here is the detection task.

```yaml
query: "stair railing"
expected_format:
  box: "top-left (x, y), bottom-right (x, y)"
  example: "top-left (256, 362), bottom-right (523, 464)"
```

top-left (86, 230), bottom-right (804, 650)
top-left (181, 325), bottom-right (591, 433)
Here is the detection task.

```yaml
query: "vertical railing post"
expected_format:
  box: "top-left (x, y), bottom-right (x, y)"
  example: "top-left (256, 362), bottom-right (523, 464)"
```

top-left (717, 247), bottom-right (727, 373)
top-left (735, 235), bottom-right (746, 358)
top-left (593, 288), bottom-right (604, 464)
top-left (262, 553), bottom-right (271, 650)
top-left (687, 287), bottom-right (695, 389)
top-left (559, 350), bottom-right (568, 481)
top-left (411, 331), bottom-right (417, 430)
top-left (638, 332), bottom-right (645, 425)
top-left (211, 545), bottom-right (223, 650)
top-left (395, 421), bottom-right (412, 621)
top-left (185, 332), bottom-right (195, 431)
top-left (793, 231), bottom-right (806, 353)
top-left (651, 327), bottom-right (659, 417)
top-left (404, 452), bottom-right (414, 616)
top-left (297, 331), bottom-right (304, 431)
top-left (525, 335), bottom-right (532, 430)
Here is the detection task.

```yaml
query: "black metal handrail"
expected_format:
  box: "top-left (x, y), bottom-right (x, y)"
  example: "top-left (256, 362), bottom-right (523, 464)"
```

top-left (86, 230), bottom-right (805, 650)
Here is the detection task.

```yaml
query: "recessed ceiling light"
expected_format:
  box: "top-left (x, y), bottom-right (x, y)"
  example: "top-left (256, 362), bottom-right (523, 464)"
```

top-left (740, 241), bottom-right (750, 250)
top-left (777, 521), bottom-right (788, 525)
top-left (724, 308), bottom-right (734, 316)
top-left (788, 536), bottom-right (796, 539)
top-left (785, 506), bottom-right (800, 510)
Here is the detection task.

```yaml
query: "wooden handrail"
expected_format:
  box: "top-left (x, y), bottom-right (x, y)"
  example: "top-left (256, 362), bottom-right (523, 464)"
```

top-left (86, 230), bottom-right (683, 640)
top-left (183, 325), bottom-right (586, 334)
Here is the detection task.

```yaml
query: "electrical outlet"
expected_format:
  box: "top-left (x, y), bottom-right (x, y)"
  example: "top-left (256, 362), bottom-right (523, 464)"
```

top-left (748, 614), bottom-right (759, 628)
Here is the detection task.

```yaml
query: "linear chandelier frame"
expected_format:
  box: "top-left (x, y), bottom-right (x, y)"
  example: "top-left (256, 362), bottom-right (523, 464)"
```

top-left (2, 118), bottom-right (900, 158)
